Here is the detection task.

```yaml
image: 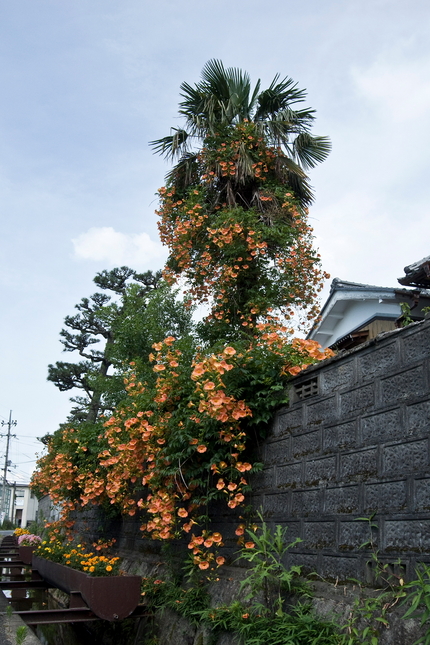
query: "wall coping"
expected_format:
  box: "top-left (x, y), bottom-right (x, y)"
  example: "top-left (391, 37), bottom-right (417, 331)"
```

top-left (295, 316), bottom-right (430, 381)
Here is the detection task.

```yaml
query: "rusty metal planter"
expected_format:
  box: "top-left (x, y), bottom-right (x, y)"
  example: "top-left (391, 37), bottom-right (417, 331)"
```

top-left (32, 555), bottom-right (141, 621)
top-left (18, 545), bottom-right (35, 565)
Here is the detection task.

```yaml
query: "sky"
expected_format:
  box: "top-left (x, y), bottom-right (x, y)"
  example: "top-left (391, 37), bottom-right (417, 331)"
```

top-left (1, 0), bottom-right (430, 481)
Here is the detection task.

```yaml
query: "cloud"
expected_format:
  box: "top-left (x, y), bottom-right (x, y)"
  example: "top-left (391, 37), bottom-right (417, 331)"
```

top-left (352, 52), bottom-right (430, 124)
top-left (72, 227), bottom-right (167, 268)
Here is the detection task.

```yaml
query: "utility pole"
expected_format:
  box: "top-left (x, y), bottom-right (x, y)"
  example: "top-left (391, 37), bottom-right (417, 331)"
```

top-left (0, 411), bottom-right (17, 521)
top-left (10, 481), bottom-right (16, 526)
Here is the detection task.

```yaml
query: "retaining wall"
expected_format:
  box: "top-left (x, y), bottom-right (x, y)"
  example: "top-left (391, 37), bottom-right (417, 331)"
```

top-left (254, 317), bottom-right (430, 581)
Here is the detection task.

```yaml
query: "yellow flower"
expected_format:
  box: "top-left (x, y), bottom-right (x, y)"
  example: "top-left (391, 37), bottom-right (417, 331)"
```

top-left (106, 565), bottom-right (112, 572)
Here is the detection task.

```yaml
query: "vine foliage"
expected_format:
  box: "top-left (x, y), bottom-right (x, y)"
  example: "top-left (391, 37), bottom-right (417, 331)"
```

top-left (32, 62), bottom-right (333, 572)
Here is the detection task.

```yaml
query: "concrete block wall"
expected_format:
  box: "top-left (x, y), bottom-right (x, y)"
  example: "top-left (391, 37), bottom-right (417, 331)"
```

top-left (253, 318), bottom-right (430, 581)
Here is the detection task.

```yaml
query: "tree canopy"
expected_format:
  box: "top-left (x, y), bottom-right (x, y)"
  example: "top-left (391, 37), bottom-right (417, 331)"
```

top-left (151, 59), bottom-right (331, 206)
top-left (154, 62), bottom-right (330, 340)
top-left (47, 267), bottom-right (164, 423)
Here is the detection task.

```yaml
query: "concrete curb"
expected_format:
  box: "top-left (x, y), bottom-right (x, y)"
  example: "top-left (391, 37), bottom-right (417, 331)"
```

top-left (0, 589), bottom-right (43, 645)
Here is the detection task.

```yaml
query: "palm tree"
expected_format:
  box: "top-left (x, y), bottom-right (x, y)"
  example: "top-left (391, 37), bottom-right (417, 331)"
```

top-left (151, 59), bottom-right (331, 205)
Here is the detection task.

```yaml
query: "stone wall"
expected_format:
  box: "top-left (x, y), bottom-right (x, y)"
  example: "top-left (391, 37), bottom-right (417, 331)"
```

top-left (253, 317), bottom-right (430, 581)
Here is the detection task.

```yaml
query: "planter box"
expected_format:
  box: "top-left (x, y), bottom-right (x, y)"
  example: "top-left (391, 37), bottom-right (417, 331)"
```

top-left (18, 545), bottom-right (35, 565)
top-left (32, 555), bottom-right (141, 621)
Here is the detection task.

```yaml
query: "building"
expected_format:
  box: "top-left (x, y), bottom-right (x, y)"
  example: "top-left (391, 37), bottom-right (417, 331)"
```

top-left (398, 254), bottom-right (430, 289)
top-left (8, 483), bottom-right (38, 527)
top-left (308, 277), bottom-right (430, 350)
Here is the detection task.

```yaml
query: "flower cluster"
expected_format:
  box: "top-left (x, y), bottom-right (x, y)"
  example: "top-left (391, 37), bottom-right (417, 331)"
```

top-left (157, 122), bottom-right (328, 335)
top-left (187, 530), bottom-right (226, 570)
top-left (92, 538), bottom-right (116, 552)
top-left (14, 527), bottom-right (30, 537)
top-left (17, 534), bottom-right (42, 547)
top-left (32, 329), bottom-right (331, 574)
top-left (35, 538), bottom-right (121, 577)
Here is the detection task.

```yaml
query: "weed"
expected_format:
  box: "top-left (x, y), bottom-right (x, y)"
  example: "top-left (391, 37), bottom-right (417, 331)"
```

top-left (139, 516), bottom-right (430, 645)
top-left (400, 302), bottom-right (414, 327)
top-left (338, 515), bottom-right (407, 644)
top-left (15, 625), bottom-right (27, 645)
top-left (237, 512), bottom-right (307, 616)
top-left (403, 563), bottom-right (430, 645)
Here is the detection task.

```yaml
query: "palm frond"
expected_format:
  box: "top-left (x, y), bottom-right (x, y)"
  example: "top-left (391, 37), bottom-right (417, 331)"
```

top-left (150, 128), bottom-right (190, 160)
top-left (235, 142), bottom-right (255, 183)
top-left (225, 65), bottom-right (253, 120)
top-left (285, 171), bottom-right (314, 205)
top-left (180, 61), bottom-right (231, 135)
top-left (276, 155), bottom-right (309, 179)
top-left (274, 156), bottom-right (314, 205)
top-left (292, 133), bottom-right (332, 170)
top-left (179, 83), bottom-right (206, 120)
top-left (255, 75), bottom-right (308, 120)
top-left (165, 152), bottom-right (200, 191)
top-left (200, 59), bottom-right (231, 101)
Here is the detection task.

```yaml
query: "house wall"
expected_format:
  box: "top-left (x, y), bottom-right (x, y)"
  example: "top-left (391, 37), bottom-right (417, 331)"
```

top-left (325, 299), bottom-right (400, 345)
top-left (23, 488), bottom-right (39, 526)
top-left (11, 485), bottom-right (38, 527)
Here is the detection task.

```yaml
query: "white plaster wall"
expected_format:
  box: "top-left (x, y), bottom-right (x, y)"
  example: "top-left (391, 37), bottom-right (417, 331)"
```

top-left (327, 300), bottom-right (400, 344)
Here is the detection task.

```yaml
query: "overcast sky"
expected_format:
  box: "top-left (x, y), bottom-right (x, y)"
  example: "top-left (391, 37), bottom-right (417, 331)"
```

top-left (1, 0), bottom-right (430, 481)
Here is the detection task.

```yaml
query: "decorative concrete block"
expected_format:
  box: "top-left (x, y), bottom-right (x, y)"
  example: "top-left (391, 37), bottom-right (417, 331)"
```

top-left (320, 361), bottom-right (355, 394)
top-left (265, 439), bottom-right (290, 465)
top-left (307, 396), bottom-right (338, 427)
top-left (324, 486), bottom-right (360, 515)
top-left (276, 462), bottom-right (303, 489)
top-left (406, 401), bottom-right (430, 436)
top-left (263, 492), bottom-right (291, 517)
top-left (303, 521), bottom-right (336, 549)
top-left (305, 456), bottom-right (337, 486)
top-left (362, 409), bottom-right (402, 444)
top-left (276, 407), bottom-right (304, 437)
top-left (291, 429), bottom-right (322, 458)
top-left (319, 555), bottom-right (359, 581)
top-left (338, 521), bottom-right (372, 551)
top-left (291, 489), bottom-right (321, 517)
top-left (381, 366), bottom-right (426, 405)
top-left (286, 552), bottom-right (318, 574)
top-left (358, 342), bottom-right (398, 381)
top-left (403, 328), bottom-right (430, 362)
top-left (323, 421), bottom-right (357, 453)
top-left (273, 522), bottom-right (302, 548)
top-left (341, 384), bottom-right (374, 417)
top-left (363, 480), bottom-right (407, 513)
top-left (382, 440), bottom-right (428, 477)
top-left (250, 467), bottom-right (275, 491)
top-left (414, 479), bottom-right (430, 512)
top-left (340, 448), bottom-right (378, 482)
top-left (384, 520), bottom-right (430, 552)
